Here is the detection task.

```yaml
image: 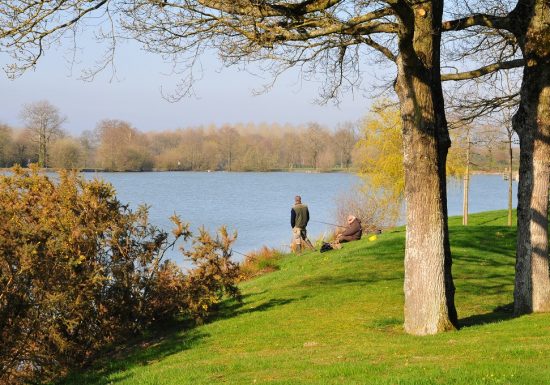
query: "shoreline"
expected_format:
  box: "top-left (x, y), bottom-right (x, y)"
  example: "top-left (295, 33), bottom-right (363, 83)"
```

top-left (2, 167), bottom-right (513, 175)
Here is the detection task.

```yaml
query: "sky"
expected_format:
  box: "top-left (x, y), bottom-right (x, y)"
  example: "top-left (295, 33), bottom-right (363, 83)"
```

top-left (0, 37), bottom-right (382, 136)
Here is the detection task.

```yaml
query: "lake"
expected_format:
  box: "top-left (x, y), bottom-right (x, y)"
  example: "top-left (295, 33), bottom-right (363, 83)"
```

top-left (88, 172), bottom-right (517, 262)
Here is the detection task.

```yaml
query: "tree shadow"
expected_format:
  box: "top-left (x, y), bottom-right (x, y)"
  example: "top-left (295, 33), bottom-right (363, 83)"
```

top-left (295, 274), bottom-right (402, 289)
top-left (213, 295), bottom-right (305, 321)
top-left (58, 324), bottom-right (208, 385)
top-left (459, 303), bottom-right (516, 328)
top-left (474, 215), bottom-right (509, 226)
top-left (450, 225), bottom-right (517, 258)
top-left (59, 288), bottom-right (292, 384)
top-left (456, 279), bottom-right (512, 296)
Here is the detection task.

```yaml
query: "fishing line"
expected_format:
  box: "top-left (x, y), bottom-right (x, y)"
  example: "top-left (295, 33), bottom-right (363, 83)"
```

top-left (311, 220), bottom-right (346, 228)
top-left (231, 249), bottom-right (251, 259)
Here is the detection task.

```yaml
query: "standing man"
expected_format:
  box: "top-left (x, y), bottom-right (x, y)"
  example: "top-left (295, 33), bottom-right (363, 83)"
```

top-left (291, 195), bottom-right (314, 251)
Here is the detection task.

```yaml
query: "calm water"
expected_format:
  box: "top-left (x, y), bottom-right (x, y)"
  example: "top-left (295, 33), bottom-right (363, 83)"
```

top-left (88, 172), bottom-right (517, 261)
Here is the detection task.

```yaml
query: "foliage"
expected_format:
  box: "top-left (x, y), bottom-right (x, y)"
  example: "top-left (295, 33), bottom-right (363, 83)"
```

top-left (0, 124), bottom-right (14, 168)
top-left (95, 120), bottom-right (153, 172)
top-left (49, 137), bottom-right (85, 169)
top-left (354, 101), bottom-right (404, 225)
top-left (446, 127), bottom-right (468, 177)
top-left (0, 167), bottom-right (241, 384)
top-left (180, 227), bottom-right (242, 323)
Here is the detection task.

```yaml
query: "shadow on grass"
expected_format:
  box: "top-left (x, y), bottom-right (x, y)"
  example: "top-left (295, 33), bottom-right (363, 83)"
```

top-left (456, 281), bottom-right (512, 296)
top-left (59, 289), bottom-right (288, 385)
top-left (213, 295), bottom-right (305, 322)
top-left (295, 273), bottom-right (402, 289)
top-left (459, 303), bottom-right (515, 328)
top-left (471, 213), bottom-right (509, 226)
top-left (450, 225), bottom-right (516, 259)
top-left (449, 211), bottom-right (516, 227)
top-left (57, 324), bottom-right (208, 385)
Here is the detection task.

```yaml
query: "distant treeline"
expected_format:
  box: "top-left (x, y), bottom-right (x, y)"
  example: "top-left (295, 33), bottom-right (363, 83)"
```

top-left (0, 118), bottom-right (361, 171)
top-left (0, 115), bottom-right (517, 173)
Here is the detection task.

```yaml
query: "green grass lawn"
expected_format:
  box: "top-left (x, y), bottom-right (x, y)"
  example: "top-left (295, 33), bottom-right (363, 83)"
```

top-left (58, 210), bottom-right (550, 385)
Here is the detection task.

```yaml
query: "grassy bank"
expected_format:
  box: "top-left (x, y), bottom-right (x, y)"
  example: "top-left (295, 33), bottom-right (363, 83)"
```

top-left (58, 210), bottom-right (550, 385)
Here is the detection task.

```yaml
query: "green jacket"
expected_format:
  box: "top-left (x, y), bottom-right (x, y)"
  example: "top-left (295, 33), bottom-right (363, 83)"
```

top-left (291, 204), bottom-right (310, 229)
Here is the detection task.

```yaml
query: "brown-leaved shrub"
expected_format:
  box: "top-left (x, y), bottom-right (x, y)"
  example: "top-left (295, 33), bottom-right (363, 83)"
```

top-left (0, 166), bottom-right (241, 384)
top-left (182, 227), bottom-right (242, 323)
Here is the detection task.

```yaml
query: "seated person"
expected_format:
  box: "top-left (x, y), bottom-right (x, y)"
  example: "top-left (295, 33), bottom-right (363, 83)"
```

top-left (335, 215), bottom-right (362, 244)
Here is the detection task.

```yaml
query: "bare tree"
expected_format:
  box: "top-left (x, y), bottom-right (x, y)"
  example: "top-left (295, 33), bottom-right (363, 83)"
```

top-left (510, 0), bottom-right (550, 313)
top-left (448, 121), bottom-right (504, 226)
top-left (79, 129), bottom-right (100, 169)
top-left (333, 122), bottom-right (358, 169)
top-left (11, 130), bottom-right (36, 167)
top-left (95, 119), bottom-right (152, 171)
top-left (19, 101), bottom-right (65, 167)
top-left (218, 126), bottom-right (240, 172)
top-left (489, 74), bottom-right (520, 227)
top-left (49, 137), bottom-right (84, 169)
top-left (282, 131), bottom-right (306, 170)
top-left (303, 123), bottom-right (330, 170)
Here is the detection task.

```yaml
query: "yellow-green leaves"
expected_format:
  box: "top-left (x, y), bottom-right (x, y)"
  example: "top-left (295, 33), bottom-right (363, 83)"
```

top-left (354, 101), bottom-right (468, 225)
top-left (354, 101), bottom-right (404, 224)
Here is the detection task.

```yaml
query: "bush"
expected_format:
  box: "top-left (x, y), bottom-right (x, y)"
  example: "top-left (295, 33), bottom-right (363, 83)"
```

top-left (181, 227), bottom-right (242, 322)
top-left (0, 166), bottom-right (241, 384)
top-left (239, 246), bottom-right (283, 280)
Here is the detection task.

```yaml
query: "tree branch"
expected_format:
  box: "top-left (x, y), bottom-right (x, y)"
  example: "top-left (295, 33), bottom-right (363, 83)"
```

top-left (442, 13), bottom-right (511, 33)
top-left (441, 59), bottom-right (524, 81)
top-left (354, 35), bottom-right (396, 62)
top-left (196, 0), bottom-right (344, 18)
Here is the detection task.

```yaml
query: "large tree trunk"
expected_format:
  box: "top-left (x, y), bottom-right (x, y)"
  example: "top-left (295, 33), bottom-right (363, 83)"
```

top-left (394, 1), bottom-right (457, 335)
top-left (513, 73), bottom-right (550, 314)
top-left (512, 0), bottom-right (550, 315)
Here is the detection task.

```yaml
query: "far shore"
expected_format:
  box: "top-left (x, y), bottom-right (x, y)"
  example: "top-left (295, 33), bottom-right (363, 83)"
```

top-left (2, 167), bottom-right (516, 175)
top-left (2, 167), bottom-right (355, 173)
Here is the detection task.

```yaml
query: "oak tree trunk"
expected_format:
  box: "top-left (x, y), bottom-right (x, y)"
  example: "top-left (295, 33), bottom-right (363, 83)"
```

top-left (394, 1), bottom-right (457, 335)
top-left (514, 117), bottom-right (550, 313)
top-left (512, 0), bottom-right (550, 314)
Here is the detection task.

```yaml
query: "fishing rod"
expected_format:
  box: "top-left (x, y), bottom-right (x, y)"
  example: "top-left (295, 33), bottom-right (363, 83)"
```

top-left (311, 220), bottom-right (346, 228)
top-left (313, 220), bottom-right (384, 238)
top-left (314, 220), bottom-right (384, 232)
top-left (231, 249), bottom-right (251, 259)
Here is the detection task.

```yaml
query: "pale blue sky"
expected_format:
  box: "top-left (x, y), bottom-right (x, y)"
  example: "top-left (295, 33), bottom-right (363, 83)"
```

top-left (1, 37), bottom-right (380, 135)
